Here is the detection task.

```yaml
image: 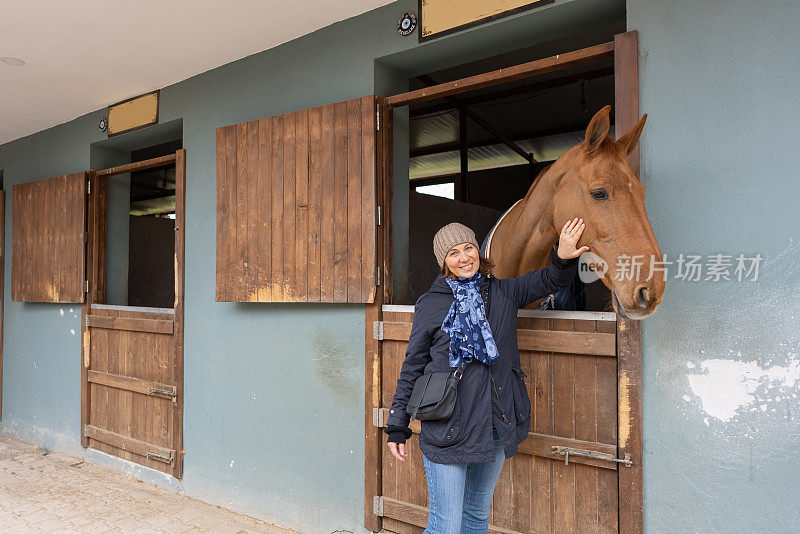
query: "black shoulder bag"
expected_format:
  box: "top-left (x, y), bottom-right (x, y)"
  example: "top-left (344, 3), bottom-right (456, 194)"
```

top-left (405, 364), bottom-right (466, 421)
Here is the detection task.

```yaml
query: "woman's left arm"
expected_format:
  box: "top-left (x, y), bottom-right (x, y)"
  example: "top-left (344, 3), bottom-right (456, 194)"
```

top-left (496, 218), bottom-right (589, 308)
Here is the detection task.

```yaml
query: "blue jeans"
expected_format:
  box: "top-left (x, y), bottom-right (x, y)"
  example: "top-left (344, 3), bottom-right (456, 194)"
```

top-left (422, 428), bottom-right (505, 534)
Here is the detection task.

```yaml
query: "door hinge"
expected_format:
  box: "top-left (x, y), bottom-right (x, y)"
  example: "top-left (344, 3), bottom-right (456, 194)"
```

top-left (376, 103), bottom-right (381, 131)
top-left (376, 267), bottom-right (380, 286)
top-left (373, 320), bottom-right (383, 340)
top-left (87, 181), bottom-right (91, 195)
top-left (551, 445), bottom-right (633, 467)
top-left (372, 407), bottom-right (385, 428)
top-left (83, 425), bottom-right (89, 438)
top-left (373, 496), bottom-right (384, 517)
top-left (377, 205), bottom-right (381, 226)
top-left (84, 315), bottom-right (89, 327)
top-left (85, 280), bottom-right (89, 293)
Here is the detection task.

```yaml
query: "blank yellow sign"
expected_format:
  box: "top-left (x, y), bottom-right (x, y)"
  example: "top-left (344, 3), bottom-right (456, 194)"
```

top-left (420, 0), bottom-right (553, 41)
top-left (108, 91), bottom-right (159, 136)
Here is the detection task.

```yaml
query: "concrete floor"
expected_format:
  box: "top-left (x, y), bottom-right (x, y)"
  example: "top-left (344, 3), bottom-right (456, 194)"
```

top-left (0, 433), bottom-right (298, 533)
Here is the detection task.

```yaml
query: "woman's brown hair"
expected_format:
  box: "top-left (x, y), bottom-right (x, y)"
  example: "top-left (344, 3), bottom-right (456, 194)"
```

top-left (441, 254), bottom-right (495, 280)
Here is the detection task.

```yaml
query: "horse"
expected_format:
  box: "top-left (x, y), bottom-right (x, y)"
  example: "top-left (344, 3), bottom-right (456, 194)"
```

top-left (482, 105), bottom-right (664, 319)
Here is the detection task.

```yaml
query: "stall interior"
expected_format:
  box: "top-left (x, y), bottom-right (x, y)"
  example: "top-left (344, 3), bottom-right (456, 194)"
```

top-left (403, 37), bottom-right (618, 311)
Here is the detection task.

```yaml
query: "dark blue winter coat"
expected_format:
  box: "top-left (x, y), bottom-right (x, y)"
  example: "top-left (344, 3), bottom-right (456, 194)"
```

top-left (385, 249), bottom-right (577, 464)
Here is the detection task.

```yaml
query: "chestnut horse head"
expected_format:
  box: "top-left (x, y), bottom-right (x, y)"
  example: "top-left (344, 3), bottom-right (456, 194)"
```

top-left (489, 105), bottom-right (664, 319)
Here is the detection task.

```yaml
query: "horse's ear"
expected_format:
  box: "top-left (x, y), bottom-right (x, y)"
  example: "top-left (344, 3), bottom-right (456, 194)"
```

top-left (583, 105), bottom-right (611, 153)
top-left (616, 113), bottom-right (647, 156)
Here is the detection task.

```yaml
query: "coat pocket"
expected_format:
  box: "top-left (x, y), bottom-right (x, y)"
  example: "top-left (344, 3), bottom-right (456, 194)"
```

top-left (511, 367), bottom-right (531, 423)
top-left (419, 400), bottom-right (463, 447)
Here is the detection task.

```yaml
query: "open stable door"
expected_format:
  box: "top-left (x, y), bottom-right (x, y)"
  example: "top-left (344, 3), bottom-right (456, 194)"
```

top-left (11, 172), bottom-right (87, 303)
top-left (81, 150), bottom-right (186, 478)
top-left (365, 32), bottom-right (644, 533)
top-left (215, 95), bottom-right (379, 303)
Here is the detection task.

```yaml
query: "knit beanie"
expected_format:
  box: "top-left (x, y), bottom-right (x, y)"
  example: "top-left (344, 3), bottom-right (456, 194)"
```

top-left (433, 222), bottom-right (480, 268)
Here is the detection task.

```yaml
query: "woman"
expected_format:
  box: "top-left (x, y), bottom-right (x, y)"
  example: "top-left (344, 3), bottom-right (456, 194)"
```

top-left (384, 218), bottom-right (588, 534)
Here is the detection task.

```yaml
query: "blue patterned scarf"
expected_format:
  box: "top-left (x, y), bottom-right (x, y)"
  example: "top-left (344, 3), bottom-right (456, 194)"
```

top-left (441, 271), bottom-right (499, 368)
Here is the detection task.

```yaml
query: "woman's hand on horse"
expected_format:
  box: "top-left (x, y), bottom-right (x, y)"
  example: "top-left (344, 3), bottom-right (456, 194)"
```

top-left (388, 441), bottom-right (408, 461)
top-left (558, 217), bottom-right (590, 259)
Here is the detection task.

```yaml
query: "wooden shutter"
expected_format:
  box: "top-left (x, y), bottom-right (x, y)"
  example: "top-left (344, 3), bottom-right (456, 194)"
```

top-left (12, 172), bottom-right (87, 303)
top-left (216, 96), bottom-right (378, 303)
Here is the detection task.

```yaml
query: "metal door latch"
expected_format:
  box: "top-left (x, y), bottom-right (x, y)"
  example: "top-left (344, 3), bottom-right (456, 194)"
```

top-left (551, 445), bottom-right (632, 467)
top-left (146, 451), bottom-right (173, 464)
top-left (148, 387), bottom-right (177, 402)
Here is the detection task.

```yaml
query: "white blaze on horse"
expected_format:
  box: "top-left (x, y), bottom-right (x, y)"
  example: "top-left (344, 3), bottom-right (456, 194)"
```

top-left (484, 106), bottom-right (665, 319)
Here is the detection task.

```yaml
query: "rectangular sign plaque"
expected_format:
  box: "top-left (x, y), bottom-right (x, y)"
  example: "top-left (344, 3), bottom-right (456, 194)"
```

top-left (108, 90), bottom-right (159, 136)
top-left (419, 0), bottom-right (554, 42)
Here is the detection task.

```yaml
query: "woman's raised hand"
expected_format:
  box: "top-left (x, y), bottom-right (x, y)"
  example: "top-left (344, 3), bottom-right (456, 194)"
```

top-left (557, 217), bottom-right (590, 259)
top-left (388, 441), bottom-right (408, 462)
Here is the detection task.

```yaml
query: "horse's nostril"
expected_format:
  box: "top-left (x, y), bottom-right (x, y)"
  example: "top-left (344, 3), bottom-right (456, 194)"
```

top-left (636, 286), bottom-right (649, 308)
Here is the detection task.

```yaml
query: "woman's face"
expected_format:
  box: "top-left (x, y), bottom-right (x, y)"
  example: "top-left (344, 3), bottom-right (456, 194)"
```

top-left (444, 242), bottom-right (480, 278)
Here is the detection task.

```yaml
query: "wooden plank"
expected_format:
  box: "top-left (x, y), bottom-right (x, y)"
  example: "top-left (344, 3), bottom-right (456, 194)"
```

top-left (597, 319), bottom-right (619, 532)
top-left (517, 328), bottom-right (616, 356)
top-left (270, 115), bottom-right (285, 301)
top-left (88, 370), bottom-right (175, 399)
top-left (381, 102), bottom-right (394, 303)
top-left (320, 104), bottom-right (336, 301)
top-left (85, 425), bottom-right (174, 462)
top-left (307, 107), bottom-right (323, 302)
top-left (361, 96), bottom-right (377, 302)
top-left (574, 319), bottom-right (600, 531)
top-left (347, 98), bottom-right (363, 302)
top-left (257, 118), bottom-right (272, 301)
top-left (95, 154), bottom-right (176, 177)
top-left (616, 29), bottom-right (644, 534)
top-left (551, 318), bottom-right (576, 533)
top-left (12, 172), bottom-right (86, 303)
top-left (295, 109), bottom-right (309, 301)
top-left (236, 122), bottom-right (250, 303)
top-left (283, 112), bottom-right (297, 301)
top-left (215, 126), bottom-right (229, 302)
top-left (527, 316), bottom-right (552, 534)
top-left (386, 41), bottom-right (614, 108)
top-left (243, 121), bottom-right (259, 301)
top-left (86, 314), bottom-right (174, 334)
top-left (333, 101), bottom-right (348, 302)
top-left (172, 148), bottom-right (186, 478)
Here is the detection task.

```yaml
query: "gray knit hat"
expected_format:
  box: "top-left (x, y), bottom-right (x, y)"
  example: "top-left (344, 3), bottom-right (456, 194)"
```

top-left (433, 222), bottom-right (480, 268)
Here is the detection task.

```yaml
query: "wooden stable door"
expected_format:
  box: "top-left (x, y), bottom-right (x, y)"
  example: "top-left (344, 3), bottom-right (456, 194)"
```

top-left (80, 150), bottom-right (186, 478)
top-left (374, 308), bottom-right (622, 533)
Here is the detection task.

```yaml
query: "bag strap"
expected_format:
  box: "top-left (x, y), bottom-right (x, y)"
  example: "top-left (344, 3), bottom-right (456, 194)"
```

top-left (411, 376), bottom-right (433, 420)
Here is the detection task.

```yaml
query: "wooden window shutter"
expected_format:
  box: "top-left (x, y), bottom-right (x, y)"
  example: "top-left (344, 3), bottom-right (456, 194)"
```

top-left (216, 96), bottom-right (378, 303)
top-left (12, 172), bottom-right (87, 303)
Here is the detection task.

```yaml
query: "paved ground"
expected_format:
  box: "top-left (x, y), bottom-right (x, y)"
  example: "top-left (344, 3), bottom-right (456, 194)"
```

top-left (0, 433), bottom-right (297, 533)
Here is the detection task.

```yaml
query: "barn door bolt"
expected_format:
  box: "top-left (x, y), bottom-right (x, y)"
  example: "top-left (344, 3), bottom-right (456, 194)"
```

top-left (146, 451), bottom-right (173, 464)
top-left (149, 387), bottom-right (177, 401)
top-left (373, 495), bottom-right (384, 517)
top-left (373, 321), bottom-right (384, 340)
top-left (551, 445), bottom-right (632, 467)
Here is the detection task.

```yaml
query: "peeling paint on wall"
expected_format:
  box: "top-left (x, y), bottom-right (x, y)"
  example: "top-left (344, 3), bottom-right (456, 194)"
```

top-left (687, 358), bottom-right (800, 422)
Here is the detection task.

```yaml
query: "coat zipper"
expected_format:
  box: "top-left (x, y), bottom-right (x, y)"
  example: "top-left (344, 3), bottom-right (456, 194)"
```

top-left (483, 279), bottom-right (508, 424)
top-left (490, 371), bottom-right (509, 424)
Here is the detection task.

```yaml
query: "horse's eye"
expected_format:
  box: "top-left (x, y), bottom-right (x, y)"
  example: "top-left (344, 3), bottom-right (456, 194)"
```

top-left (590, 189), bottom-right (609, 201)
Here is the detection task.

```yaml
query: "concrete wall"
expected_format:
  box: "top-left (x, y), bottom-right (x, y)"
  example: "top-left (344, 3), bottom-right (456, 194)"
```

top-left (629, 0), bottom-right (800, 531)
top-left (3, 0), bottom-right (794, 532)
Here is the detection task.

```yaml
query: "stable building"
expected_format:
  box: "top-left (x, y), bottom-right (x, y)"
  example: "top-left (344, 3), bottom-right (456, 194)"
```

top-left (0, 1), bottom-right (797, 533)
